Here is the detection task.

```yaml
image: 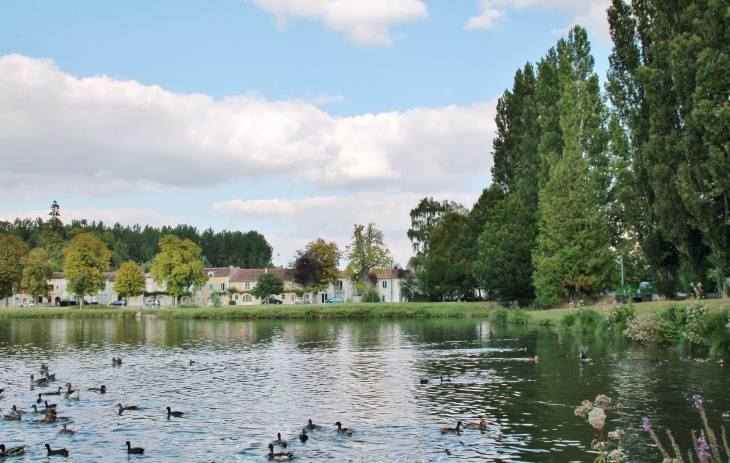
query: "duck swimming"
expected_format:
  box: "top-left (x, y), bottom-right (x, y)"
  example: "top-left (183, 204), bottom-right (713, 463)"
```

top-left (45, 444), bottom-right (69, 457)
top-left (274, 433), bottom-right (288, 447)
top-left (420, 377), bottom-right (429, 384)
top-left (334, 421), bottom-right (353, 435)
top-left (3, 411), bottom-right (23, 421)
top-left (45, 372), bottom-right (57, 382)
top-left (64, 383), bottom-right (79, 399)
top-left (126, 441), bottom-right (144, 454)
top-left (167, 406), bottom-right (184, 418)
top-left (30, 374), bottom-right (48, 387)
top-left (441, 420), bottom-right (463, 434)
top-left (117, 403), bottom-right (140, 412)
top-left (60, 424), bottom-right (75, 435)
top-left (112, 357), bottom-right (123, 365)
top-left (463, 419), bottom-right (489, 430)
top-left (440, 376), bottom-right (451, 383)
top-left (307, 419), bottom-right (321, 430)
top-left (45, 400), bottom-right (57, 409)
top-left (267, 443), bottom-right (293, 460)
top-left (37, 393), bottom-right (43, 403)
top-left (0, 444), bottom-right (26, 457)
top-left (579, 346), bottom-right (590, 362)
top-left (722, 411), bottom-right (730, 419)
top-left (45, 386), bottom-right (63, 396)
top-left (299, 429), bottom-right (309, 442)
top-left (88, 385), bottom-right (106, 393)
top-left (31, 405), bottom-right (55, 415)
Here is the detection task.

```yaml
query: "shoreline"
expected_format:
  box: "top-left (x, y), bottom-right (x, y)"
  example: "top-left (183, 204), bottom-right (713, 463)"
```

top-left (0, 302), bottom-right (494, 320)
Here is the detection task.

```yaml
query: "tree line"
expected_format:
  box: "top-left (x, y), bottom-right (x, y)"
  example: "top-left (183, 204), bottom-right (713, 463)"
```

top-left (409, 0), bottom-right (729, 306)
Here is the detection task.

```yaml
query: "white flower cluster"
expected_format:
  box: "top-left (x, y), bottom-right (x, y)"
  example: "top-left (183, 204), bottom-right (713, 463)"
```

top-left (683, 303), bottom-right (709, 346)
top-left (588, 407), bottom-right (606, 430)
top-left (624, 314), bottom-right (668, 344)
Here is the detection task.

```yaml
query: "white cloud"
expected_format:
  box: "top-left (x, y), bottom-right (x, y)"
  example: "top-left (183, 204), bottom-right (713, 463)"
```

top-left (212, 192), bottom-right (479, 265)
top-left (0, 54), bottom-right (495, 196)
top-left (0, 208), bottom-right (182, 228)
top-left (466, 0), bottom-right (611, 43)
top-left (247, 0), bottom-right (428, 45)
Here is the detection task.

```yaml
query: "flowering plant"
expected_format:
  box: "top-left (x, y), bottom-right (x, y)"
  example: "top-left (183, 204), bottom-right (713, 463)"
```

top-left (575, 395), bottom-right (626, 462)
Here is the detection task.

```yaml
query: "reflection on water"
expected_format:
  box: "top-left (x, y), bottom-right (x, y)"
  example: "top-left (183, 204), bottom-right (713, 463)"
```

top-left (0, 318), bottom-right (728, 462)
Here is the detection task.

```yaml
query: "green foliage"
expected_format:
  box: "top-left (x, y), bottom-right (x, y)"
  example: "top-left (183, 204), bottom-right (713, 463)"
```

top-left (21, 248), bottom-right (54, 300)
top-left (149, 235), bottom-right (207, 301)
top-left (62, 233), bottom-right (112, 307)
top-left (476, 196), bottom-right (537, 301)
top-left (112, 261), bottom-right (145, 300)
top-left (361, 284), bottom-right (381, 303)
top-left (291, 249), bottom-right (322, 299)
top-left (211, 291), bottom-right (222, 308)
top-left (407, 197), bottom-right (466, 259)
top-left (422, 211), bottom-right (474, 301)
top-left (344, 223), bottom-right (392, 287)
top-left (251, 272), bottom-right (285, 299)
top-left (0, 234), bottom-right (29, 301)
top-left (488, 306), bottom-right (510, 324)
top-left (304, 239), bottom-right (341, 293)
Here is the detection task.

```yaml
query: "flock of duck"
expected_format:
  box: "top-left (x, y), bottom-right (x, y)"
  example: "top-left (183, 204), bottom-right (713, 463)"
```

top-left (1, 361), bottom-right (491, 460)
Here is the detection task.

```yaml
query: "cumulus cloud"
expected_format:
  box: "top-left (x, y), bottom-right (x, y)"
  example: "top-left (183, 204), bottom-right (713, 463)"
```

top-left (0, 207), bottom-right (182, 228)
top-left (212, 192), bottom-right (479, 264)
top-left (247, 0), bottom-right (428, 45)
top-left (466, 0), bottom-right (611, 43)
top-left (0, 54), bottom-right (495, 196)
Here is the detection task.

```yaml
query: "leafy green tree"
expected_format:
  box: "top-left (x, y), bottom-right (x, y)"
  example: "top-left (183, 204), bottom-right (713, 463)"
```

top-left (304, 239), bottom-right (341, 293)
top-left (476, 197), bottom-right (537, 301)
top-left (345, 223), bottom-right (392, 292)
top-left (112, 261), bottom-right (145, 304)
top-left (407, 198), bottom-right (466, 269)
top-left (492, 63), bottom-right (541, 212)
top-left (291, 249), bottom-right (322, 302)
top-left (63, 233), bottom-right (112, 308)
top-left (422, 211), bottom-right (474, 301)
top-left (21, 248), bottom-right (54, 304)
top-left (150, 235), bottom-right (207, 305)
top-left (0, 234), bottom-right (29, 306)
top-left (533, 28), bottom-right (614, 306)
top-left (251, 272), bottom-right (285, 300)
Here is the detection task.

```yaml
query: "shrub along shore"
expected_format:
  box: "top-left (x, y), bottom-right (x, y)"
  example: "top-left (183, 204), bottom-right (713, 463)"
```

top-left (0, 302), bottom-right (493, 320)
top-left (488, 299), bottom-right (730, 357)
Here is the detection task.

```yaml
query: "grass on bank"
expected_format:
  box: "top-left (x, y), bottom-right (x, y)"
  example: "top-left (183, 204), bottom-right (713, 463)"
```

top-left (0, 302), bottom-right (494, 320)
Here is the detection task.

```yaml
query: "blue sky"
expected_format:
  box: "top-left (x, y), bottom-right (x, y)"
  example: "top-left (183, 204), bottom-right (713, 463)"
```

top-left (0, 0), bottom-right (612, 265)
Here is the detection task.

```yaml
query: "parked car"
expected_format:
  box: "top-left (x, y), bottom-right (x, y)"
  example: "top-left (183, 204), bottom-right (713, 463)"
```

top-left (293, 297), bottom-right (305, 304)
top-left (145, 299), bottom-right (162, 308)
top-left (22, 301), bottom-right (35, 307)
top-left (262, 297), bottom-right (283, 305)
top-left (110, 300), bottom-right (127, 306)
top-left (325, 296), bottom-right (344, 303)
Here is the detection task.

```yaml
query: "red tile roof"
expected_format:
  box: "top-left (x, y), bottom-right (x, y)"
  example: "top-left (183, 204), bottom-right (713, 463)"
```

top-left (204, 267), bottom-right (237, 278)
top-left (50, 272), bottom-right (116, 281)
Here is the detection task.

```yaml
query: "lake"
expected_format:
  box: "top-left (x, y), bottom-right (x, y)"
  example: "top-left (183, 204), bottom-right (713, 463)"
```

top-left (0, 317), bottom-right (728, 462)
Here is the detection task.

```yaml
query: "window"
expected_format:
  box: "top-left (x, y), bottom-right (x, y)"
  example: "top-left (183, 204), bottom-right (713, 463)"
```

top-left (244, 282), bottom-right (250, 290)
top-left (243, 295), bottom-right (252, 303)
top-left (207, 284), bottom-right (213, 291)
top-left (381, 295), bottom-right (386, 302)
top-left (219, 283), bottom-right (226, 291)
top-left (281, 294), bottom-right (285, 300)
top-left (382, 281), bottom-right (387, 289)
top-left (336, 280), bottom-right (343, 291)
top-left (234, 295), bottom-right (239, 301)
top-left (196, 296), bottom-right (201, 302)
top-left (208, 272), bottom-right (214, 278)
top-left (291, 294), bottom-right (295, 301)
top-left (206, 297), bottom-right (212, 304)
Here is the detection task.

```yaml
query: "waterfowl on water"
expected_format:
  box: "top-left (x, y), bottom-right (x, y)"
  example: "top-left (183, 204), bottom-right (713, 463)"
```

top-left (0, 388), bottom-right (5, 395)
top-left (299, 429), bottom-right (309, 442)
top-left (33, 413), bottom-right (58, 424)
top-left (579, 346), bottom-right (590, 362)
top-left (334, 421), bottom-right (353, 435)
top-left (441, 420), bottom-right (463, 434)
top-left (64, 383), bottom-right (79, 399)
top-left (45, 443), bottom-right (69, 457)
top-left (722, 411), bottom-right (730, 419)
top-left (45, 372), bottom-right (57, 382)
top-left (11, 405), bottom-right (27, 414)
top-left (126, 441), bottom-right (144, 454)
top-left (267, 443), bottom-right (293, 460)
top-left (463, 419), bottom-right (489, 430)
top-left (45, 400), bottom-right (57, 409)
top-left (189, 359), bottom-right (196, 365)
top-left (117, 403), bottom-right (140, 412)
top-left (45, 386), bottom-right (63, 396)
top-left (440, 376), bottom-right (451, 383)
top-left (31, 404), bottom-right (55, 415)
top-left (273, 433), bottom-right (287, 447)
top-left (166, 406), bottom-right (184, 418)
top-left (40, 363), bottom-right (49, 373)
top-left (37, 393), bottom-right (44, 403)
top-left (0, 444), bottom-right (26, 457)
top-left (3, 411), bottom-right (23, 421)
top-left (307, 419), bottom-right (320, 430)
top-left (60, 424), bottom-right (75, 435)
top-left (112, 357), bottom-right (123, 365)
top-left (88, 385), bottom-right (106, 393)
top-left (30, 374), bottom-right (48, 386)
top-left (420, 377), bottom-right (429, 384)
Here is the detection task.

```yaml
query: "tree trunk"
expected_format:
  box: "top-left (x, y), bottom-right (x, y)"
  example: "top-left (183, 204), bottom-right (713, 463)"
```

top-left (79, 296), bottom-right (84, 309)
top-left (724, 277), bottom-right (730, 299)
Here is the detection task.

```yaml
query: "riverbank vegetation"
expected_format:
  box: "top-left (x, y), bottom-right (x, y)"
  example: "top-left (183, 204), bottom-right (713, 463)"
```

top-left (0, 302), bottom-right (493, 320)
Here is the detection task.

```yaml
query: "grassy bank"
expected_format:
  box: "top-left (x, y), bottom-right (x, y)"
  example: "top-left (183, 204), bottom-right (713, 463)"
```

top-left (0, 302), bottom-right (493, 320)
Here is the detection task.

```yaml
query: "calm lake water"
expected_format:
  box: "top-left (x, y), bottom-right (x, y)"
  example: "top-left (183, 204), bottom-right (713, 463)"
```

top-left (0, 317), bottom-right (728, 462)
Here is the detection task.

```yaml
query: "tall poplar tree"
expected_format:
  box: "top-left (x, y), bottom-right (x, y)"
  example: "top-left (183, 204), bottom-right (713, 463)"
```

top-left (533, 26), bottom-right (614, 306)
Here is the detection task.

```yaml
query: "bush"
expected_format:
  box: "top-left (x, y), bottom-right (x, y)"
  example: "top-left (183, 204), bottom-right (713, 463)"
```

top-left (624, 313), bottom-right (671, 344)
top-left (509, 308), bottom-right (533, 325)
top-left (597, 303), bottom-right (636, 335)
top-left (228, 300), bottom-right (236, 306)
top-left (178, 303), bottom-right (202, 308)
top-left (489, 306), bottom-right (510, 323)
top-left (361, 284), bottom-right (380, 303)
